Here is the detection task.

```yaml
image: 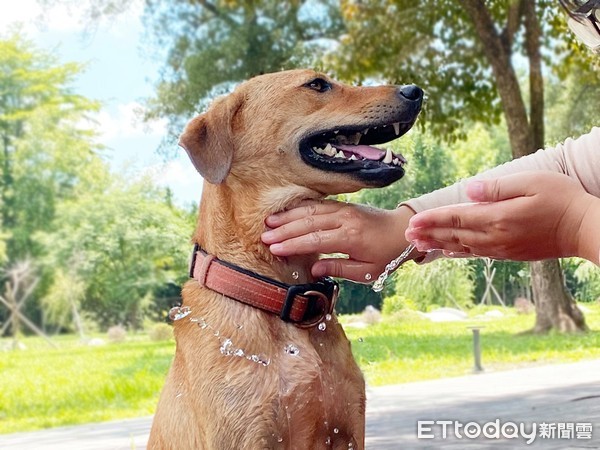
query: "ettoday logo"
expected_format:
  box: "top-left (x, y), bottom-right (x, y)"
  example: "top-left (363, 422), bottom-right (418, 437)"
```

top-left (417, 420), bottom-right (593, 445)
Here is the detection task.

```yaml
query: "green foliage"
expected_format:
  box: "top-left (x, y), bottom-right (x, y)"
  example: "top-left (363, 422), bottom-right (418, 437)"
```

top-left (336, 280), bottom-right (382, 314)
top-left (36, 176), bottom-right (194, 329)
top-left (0, 32), bottom-right (102, 261)
top-left (142, 0), bottom-right (345, 150)
top-left (384, 258), bottom-right (474, 312)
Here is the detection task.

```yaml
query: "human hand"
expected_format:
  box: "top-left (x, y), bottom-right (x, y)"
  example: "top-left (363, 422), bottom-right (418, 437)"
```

top-left (405, 171), bottom-right (600, 263)
top-left (261, 201), bottom-right (416, 282)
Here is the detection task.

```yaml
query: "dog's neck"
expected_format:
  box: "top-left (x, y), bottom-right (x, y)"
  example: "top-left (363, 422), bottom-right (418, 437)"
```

top-left (193, 182), bottom-right (323, 285)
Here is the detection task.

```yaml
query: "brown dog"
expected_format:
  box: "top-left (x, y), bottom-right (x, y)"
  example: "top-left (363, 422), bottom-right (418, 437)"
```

top-left (148, 69), bottom-right (422, 449)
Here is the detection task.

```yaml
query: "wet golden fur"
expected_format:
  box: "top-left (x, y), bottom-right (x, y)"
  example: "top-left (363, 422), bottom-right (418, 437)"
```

top-left (148, 70), bottom-right (416, 449)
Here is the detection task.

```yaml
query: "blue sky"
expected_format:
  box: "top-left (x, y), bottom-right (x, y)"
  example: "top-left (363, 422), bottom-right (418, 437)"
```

top-left (2, 0), bottom-right (201, 206)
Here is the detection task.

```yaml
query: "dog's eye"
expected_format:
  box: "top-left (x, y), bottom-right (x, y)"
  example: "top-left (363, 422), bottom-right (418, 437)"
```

top-left (305, 78), bottom-right (331, 93)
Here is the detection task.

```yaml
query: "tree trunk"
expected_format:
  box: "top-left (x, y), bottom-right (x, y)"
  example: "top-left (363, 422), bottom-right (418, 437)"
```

top-left (462, 0), bottom-right (586, 333)
top-left (531, 260), bottom-right (587, 333)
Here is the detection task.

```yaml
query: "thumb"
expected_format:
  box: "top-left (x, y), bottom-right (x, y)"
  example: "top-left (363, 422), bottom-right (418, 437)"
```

top-left (467, 173), bottom-right (534, 202)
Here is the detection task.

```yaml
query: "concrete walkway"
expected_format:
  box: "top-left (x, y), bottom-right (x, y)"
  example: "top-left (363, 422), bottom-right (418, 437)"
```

top-left (1, 359), bottom-right (599, 449)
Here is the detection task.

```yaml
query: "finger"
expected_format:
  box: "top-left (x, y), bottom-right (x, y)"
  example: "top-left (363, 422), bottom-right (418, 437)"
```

top-left (412, 238), bottom-right (471, 254)
top-left (262, 213), bottom-right (341, 244)
top-left (265, 199), bottom-right (343, 227)
top-left (406, 203), bottom-right (485, 232)
top-left (467, 172), bottom-right (541, 203)
top-left (312, 258), bottom-right (377, 283)
top-left (268, 229), bottom-right (351, 257)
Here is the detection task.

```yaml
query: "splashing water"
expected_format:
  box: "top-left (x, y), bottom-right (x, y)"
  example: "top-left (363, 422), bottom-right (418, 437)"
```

top-left (325, 314), bottom-right (332, 322)
top-left (284, 344), bottom-right (300, 356)
top-left (190, 316), bottom-right (271, 367)
top-left (291, 271), bottom-right (299, 280)
top-left (318, 322), bottom-right (327, 331)
top-left (372, 243), bottom-right (416, 292)
top-left (168, 306), bottom-right (192, 321)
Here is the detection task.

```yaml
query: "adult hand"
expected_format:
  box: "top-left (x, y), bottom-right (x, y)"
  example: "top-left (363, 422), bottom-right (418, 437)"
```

top-left (261, 201), bottom-right (416, 282)
top-left (405, 171), bottom-right (600, 263)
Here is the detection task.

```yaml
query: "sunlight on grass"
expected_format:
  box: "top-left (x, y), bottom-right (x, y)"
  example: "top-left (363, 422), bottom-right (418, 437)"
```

top-left (1, 304), bottom-right (600, 434)
top-left (0, 338), bottom-right (174, 434)
top-left (343, 303), bottom-right (600, 386)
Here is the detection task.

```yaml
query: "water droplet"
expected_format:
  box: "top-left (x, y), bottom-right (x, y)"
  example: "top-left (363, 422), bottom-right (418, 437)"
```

top-left (284, 344), bottom-right (300, 356)
top-left (325, 436), bottom-right (331, 445)
top-left (277, 437), bottom-right (283, 443)
top-left (325, 313), bottom-right (332, 321)
top-left (357, 337), bottom-right (364, 342)
top-left (192, 317), bottom-right (208, 329)
top-left (291, 271), bottom-right (299, 280)
top-left (175, 392), bottom-right (183, 399)
top-left (348, 442), bottom-right (354, 449)
top-left (236, 323), bottom-right (243, 330)
top-left (213, 330), bottom-right (220, 337)
top-left (234, 348), bottom-right (245, 357)
top-left (364, 273), bottom-right (372, 281)
top-left (334, 427), bottom-right (339, 434)
top-left (318, 322), bottom-right (327, 331)
top-left (220, 338), bottom-right (233, 355)
top-left (168, 306), bottom-right (191, 321)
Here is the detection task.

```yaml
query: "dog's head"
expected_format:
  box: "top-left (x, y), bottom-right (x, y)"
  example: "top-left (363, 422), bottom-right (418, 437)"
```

top-left (180, 69), bottom-right (422, 195)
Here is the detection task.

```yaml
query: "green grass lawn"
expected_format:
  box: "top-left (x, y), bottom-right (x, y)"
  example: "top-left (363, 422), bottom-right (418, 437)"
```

top-left (1, 304), bottom-right (600, 434)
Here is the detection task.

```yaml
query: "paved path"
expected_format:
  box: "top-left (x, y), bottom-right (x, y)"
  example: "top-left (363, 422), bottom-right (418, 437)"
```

top-left (1, 359), bottom-right (599, 449)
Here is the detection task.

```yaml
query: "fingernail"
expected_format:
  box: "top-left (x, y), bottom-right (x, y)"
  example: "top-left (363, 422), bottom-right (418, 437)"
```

top-left (312, 264), bottom-right (326, 278)
top-left (265, 215), bottom-right (280, 226)
top-left (261, 230), bottom-right (273, 242)
top-left (269, 243), bottom-right (284, 253)
top-left (414, 240), bottom-right (431, 252)
top-left (467, 181), bottom-right (485, 201)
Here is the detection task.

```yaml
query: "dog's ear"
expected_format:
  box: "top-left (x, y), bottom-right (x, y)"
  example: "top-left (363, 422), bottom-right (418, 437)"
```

top-left (179, 91), bottom-right (244, 184)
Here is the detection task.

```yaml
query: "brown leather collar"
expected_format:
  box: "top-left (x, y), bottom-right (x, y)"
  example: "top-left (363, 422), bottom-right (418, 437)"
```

top-left (188, 244), bottom-right (338, 328)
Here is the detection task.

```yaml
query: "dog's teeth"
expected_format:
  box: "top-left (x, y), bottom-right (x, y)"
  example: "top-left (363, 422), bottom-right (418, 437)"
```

top-left (334, 151), bottom-right (345, 159)
top-left (383, 148), bottom-right (393, 164)
top-left (324, 143), bottom-right (337, 156)
top-left (349, 154), bottom-right (358, 161)
top-left (393, 122), bottom-right (400, 135)
top-left (314, 147), bottom-right (325, 155)
top-left (362, 128), bottom-right (369, 135)
top-left (392, 157), bottom-right (399, 165)
top-left (351, 133), bottom-right (361, 145)
top-left (334, 130), bottom-right (339, 134)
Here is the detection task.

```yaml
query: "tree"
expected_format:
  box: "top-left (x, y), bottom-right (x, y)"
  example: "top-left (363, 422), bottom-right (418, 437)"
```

top-left (37, 175), bottom-right (194, 329)
top-left (333, 0), bottom-right (594, 333)
top-left (0, 32), bottom-right (104, 329)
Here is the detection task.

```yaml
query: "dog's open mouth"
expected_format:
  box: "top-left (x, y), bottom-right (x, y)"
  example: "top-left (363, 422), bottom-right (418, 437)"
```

top-left (299, 119), bottom-right (416, 186)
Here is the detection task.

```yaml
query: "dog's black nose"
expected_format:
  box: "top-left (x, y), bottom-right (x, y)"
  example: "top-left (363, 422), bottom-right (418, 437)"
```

top-left (399, 84), bottom-right (423, 101)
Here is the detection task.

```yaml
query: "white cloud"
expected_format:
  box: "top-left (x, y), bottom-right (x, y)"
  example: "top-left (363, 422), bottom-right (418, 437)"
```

top-left (0, 0), bottom-right (144, 35)
top-left (148, 157), bottom-right (203, 206)
top-left (94, 102), bottom-right (167, 142)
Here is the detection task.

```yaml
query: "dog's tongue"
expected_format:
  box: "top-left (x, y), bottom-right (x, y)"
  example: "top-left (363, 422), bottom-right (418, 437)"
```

top-left (335, 144), bottom-right (384, 160)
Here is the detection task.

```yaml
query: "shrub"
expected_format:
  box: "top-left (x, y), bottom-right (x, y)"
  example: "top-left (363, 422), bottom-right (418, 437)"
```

top-left (362, 305), bottom-right (382, 325)
top-left (390, 258), bottom-right (474, 311)
top-left (148, 323), bottom-right (173, 342)
top-left (107, 325), bottom-right (127, 343)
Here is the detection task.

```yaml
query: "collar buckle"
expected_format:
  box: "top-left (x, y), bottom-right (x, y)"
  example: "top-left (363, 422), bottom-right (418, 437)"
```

top-left (281, 278), bottom-right (339, 328)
